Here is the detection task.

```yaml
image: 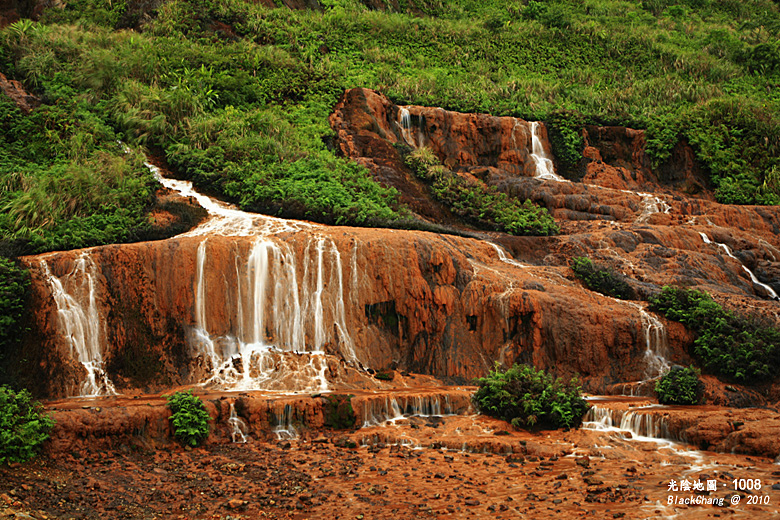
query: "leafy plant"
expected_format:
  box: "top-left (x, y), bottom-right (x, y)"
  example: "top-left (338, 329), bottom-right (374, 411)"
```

top-left (0, 258), bottom-right (29, 348)
top-left (166, 390), bottom-right (210, 447)
top-left (0, 386), bottom-right (55, 464)
top-left (655, 365), bottom-right (703, 405)
top-left (649, 286), bottom-right (780, 383)
top-left (473, 363), bottom-right (589, 429)
top-left (405, 147), bottom-right (558, 236)
top-left (572, 257), bottom-right (635, 299)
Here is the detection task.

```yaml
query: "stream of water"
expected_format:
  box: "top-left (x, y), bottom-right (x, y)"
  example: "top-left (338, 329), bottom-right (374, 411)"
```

top-left (39, 253), bottom-right (117, 397)
top-left (700, 232), bottom-right (779, 300)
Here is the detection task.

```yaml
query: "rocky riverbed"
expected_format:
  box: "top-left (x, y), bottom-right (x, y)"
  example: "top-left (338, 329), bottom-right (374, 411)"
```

top-left (2, 392), bottom-right (780, 520)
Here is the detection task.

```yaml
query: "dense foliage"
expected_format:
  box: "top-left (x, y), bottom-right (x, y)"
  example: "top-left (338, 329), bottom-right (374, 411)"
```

top-left (649, 286), bottom-right (780, 383)
top-left (166, 390), bottom-right (210, 447)
top-left (655, 365), bottom-right (703, 405)
top-left (572, 257), bottom-right (635, 299)
top-left (0, 258), bottom-right (29, 385)
top-left (405, 147), bottom-right (558, 236)
top-left (0, 385), bottom-right (54, 464)
top-left (0, 0), bottom-right (775, 255)
top-left (473, 363), bottom-right (589, 429)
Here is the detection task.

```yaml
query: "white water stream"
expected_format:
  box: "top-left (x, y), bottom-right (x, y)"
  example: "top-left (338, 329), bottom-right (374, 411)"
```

top-left (39, 253), bottom-right (117, 397)
top-left (529, 121), bottom-right (566, 182)
top-left (360, 394), bottom-right (456, 427)
top-left (627, 302), bottom-right (670, 380)
top-left (397, 107), bottom-right (424, 148)
top-left (635, 192), bottom-right (671, 223)
top-left (700, 232), bottom-right (779, 300)
top-left (228, 402), bottom-right (248, 443)
top-left (147, 162), bottom-right (359, 392)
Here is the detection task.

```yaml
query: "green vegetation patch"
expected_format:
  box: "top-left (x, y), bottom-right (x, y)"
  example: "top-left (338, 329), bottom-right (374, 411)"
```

top-left (0, 0), bottom-right (778, 254)
top-left (649, 286), bottom-right (780, 383)
top-left (473, 363), bottom-right (589, 429)
top-left (0, 385), bottom-right (55, 464)
top-left (572, 257), bottom-right (635, 300)
top-left (655, 365), bottom-right (703, 405)
top-left (405, 147), bottom-right (558, 236)
top-left (166, 390), bottom-right (210, 447)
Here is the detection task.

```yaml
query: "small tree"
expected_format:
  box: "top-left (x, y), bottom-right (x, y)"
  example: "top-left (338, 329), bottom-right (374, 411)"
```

top-left (473, 363), bottom-right (589, 429)
top-left (166, 390), bottom-right (210, 447)
top-left (0, 386), bottom-right (55, 464)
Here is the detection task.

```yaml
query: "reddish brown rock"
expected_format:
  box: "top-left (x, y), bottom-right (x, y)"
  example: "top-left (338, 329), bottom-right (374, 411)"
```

top-left (0, 71), bottom-right (39, 113)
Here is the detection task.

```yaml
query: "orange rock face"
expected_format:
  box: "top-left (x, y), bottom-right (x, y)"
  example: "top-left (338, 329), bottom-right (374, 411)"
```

top-left (22, 225), bottom-right (680, 398)
top-left (14, 88), bottom-right (780, 411)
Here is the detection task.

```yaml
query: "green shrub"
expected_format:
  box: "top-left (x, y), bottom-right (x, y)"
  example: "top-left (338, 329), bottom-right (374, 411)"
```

top-left (572, 257), bottom-right (635, 299)
top-left (166, 390), bottom-right (210, 447)
top-left (649, 286), bottom-right (780, 383)
top-left (473, 363), bottom-right (589, 429)
top-left (404, 147), bottom-right (558, 236)
top-left (655, 366), bottom-right (703, 405)
top-left (0, 386), bottom-right (55, 464)
top-left (0, 258), bottom-right (29, 349)
top-left (547, 110), bottom-right (584, 174)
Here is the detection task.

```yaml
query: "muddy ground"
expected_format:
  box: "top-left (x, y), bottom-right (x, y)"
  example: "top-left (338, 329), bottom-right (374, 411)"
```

top-left (2, 414), bottom-right (780, 520)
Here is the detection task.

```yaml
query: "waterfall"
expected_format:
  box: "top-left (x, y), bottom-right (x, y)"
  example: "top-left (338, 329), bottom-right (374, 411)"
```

top-left (358, 393), bottom-right (460, 427)
top-left (635, 192), bottom-right (671, 223)
top-left (488, 242), bottom-right (527, 268)
top-left (583, 404), bottom-right (672, 442)
top-left (700, 232), bottom-right (779, 300)
top-left (361, 396), bottom-right (404, 427)
top-left (270, 403), bottom-right (299, 440)
top-left (228, 402), bottom-right (248, 443)
top-left (529, 121), bottom-right (565, 182)
top-left (192, 236), bottom-right (355, 392)
top-left (142, 160), bottom-right (361, 392)
top-left (630, 303), bottom-right (670, 379)
top-left (397, 107), bottom-right (415, 147)
top-left (39, 253), bottom-right (117, 397)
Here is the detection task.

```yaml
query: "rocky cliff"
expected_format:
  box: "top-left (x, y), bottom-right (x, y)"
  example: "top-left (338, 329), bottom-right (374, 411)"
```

top-left (13, 88), bottom-right (780, 406)
top-left (21, 221), bottom-right (690, 398)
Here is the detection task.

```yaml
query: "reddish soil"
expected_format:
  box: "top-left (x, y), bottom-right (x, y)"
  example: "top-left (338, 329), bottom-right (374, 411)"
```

top-left (2, 413), bottom-right (780, 520)
top-left (2, 392), bottom-right (780, 520)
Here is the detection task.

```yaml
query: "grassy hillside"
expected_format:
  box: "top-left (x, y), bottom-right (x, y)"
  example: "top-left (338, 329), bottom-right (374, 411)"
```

top-left (0, 0), bottom-right (778, 254)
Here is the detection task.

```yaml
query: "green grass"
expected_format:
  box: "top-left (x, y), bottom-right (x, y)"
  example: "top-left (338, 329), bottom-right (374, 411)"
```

top-left (0, 0), bottom-right (778, 256)
top-left (405, 147), bottom-right (558, 236)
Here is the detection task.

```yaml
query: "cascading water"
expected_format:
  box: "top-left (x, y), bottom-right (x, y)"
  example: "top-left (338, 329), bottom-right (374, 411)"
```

top-left (192, 237), bottom-right (356, 392)
top-left (583, 403), bottom-right (673, 442)
top-left (142, 161), bottom-right (361, 393)
top-left (529, 121), bottom-right (565, 182)
top-left (39, 253), bottom-right (116, 397)
top-left (270, 403), bottom-right (299, 440)
top-left (228, 402), bottom-right (248, 443)
top-left (397, 107), bottom-right (417, 147)
top-left (357, 393), bottom-right (463, 427)
top-left (635, 192), bottom-right (671, 223)
top-left (700, 232), bottom-right (779, 300)
top-left (627, 302), bottom-right (670, 380)
top-left (488, 242), bottom-right (527, 269)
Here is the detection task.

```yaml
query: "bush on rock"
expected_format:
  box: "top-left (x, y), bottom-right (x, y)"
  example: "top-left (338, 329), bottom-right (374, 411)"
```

top-left (473, 363), bottom-right (589, 429)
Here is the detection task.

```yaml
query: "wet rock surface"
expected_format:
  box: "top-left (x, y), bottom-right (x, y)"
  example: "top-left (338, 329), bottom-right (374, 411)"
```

top-left (2, 401), bottom-right (780, 520)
